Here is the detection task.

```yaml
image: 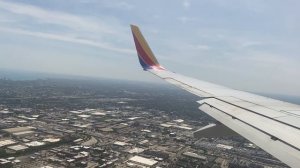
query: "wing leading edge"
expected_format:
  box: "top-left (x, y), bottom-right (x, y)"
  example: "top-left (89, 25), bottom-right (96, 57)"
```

top-left (130, 25), bottom-right (300, 168)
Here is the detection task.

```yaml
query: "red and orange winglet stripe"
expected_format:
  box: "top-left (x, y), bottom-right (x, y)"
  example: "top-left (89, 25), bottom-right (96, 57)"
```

top-left (131, 25), bottom-right (165, 70)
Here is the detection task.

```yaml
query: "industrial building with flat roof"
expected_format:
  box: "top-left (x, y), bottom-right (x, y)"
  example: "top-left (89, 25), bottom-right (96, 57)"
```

top-left (2, 126), bottom-right (35, 133)
top-left (25, 141), bottom-right (45, 147)
top-left (0, 139), bottom-right (16, 147)
top-left (7, 144), bottom-right (28, 151)
top-left (2, 126), bottom-right (36, 137)
top-left (127, 156), bottom-right (158, 167)
top-left (183, 152), bottom-right (207, 161)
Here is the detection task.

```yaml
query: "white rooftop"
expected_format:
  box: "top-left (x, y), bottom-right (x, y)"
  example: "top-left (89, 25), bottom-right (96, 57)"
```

top-left (216, 144), bottom-right (233, 150)
top-left (43, 138), bottom-right (61, 143)
top-left (129, 156), bottom-right (158, 166)
top-left (77, 114), bottom-right (91, 118)
top-left (25, 141), bottom-right (45, 147)
top-left (141, 129), bottom-right (151, 133)
top-left (128, 117), bottom-right (141, 120)
top-left (17, 120), bottom-right (27, 123)
top-left (91, 112), bottom-right (106, 116)
top-left (139, 140), bottom-right (149, 144)
top-left (69, 111), bottom-right (83, 114)
top-left (73, 124), bottom-right (91, 128)
top-left (160, 123), bottom-right (193, 130)
top-left (127, 147), bottom-right (144, 154)
top-left (183, 152), bottom-right (207, 160)
top-left (113, 141), bottom-right (128, 146)
top-left (160, 123), bottom-right (172, 128)
top-left (7, 145), bottom-right (28, 151)
top-left (3, 126), bottom-right (35, 133)
top-left (173, 119), bottom-right (184, 123)
top-left (0, 139), bottom-right (16, 147)
top-left (12, 130), bottom-right (35, 136)
top-left (0, 110), bottom-right (11, 114)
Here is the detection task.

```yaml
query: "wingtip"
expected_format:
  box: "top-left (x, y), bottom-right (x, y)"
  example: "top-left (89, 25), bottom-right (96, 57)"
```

top-left (130, 24), bottom-right (138, 29)
top-left (130, 25), bottom-right (166, 71)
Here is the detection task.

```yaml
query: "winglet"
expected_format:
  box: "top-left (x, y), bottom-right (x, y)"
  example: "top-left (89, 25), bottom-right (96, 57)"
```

top-left (130, 25), bottom-right (165, 70)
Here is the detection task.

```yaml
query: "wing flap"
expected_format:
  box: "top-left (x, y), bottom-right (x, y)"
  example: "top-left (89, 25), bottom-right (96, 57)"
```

top-left (199, 102), bottom-right (300, 168)
top-left (276, 115), bottom-right (300, 128)
top-left (198, 98), bottom-right (300, 149)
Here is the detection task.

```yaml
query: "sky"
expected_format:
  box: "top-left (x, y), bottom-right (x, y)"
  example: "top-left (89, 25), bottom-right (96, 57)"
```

top-left (0, 0), bottom-right (300, 96)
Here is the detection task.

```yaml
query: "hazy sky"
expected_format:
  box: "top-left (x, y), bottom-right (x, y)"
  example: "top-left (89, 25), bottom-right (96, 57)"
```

top-left (0, 0), bottom-right (299, 96)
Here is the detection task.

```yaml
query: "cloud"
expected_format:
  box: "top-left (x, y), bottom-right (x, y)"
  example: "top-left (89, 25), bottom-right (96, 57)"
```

top-left (182, 0), bottom-right (191, 9)
top-left (241, 52), bottom-right (294, 67)
top-left (0, 1), bottom-right (134, 54)
top-left (0, 1), bottom-right (122, 35)
top-left (78, 0), bottom-right (134, 10)
top-left (240, 41), bottom-right (262, 48)
top-left (0, 27), bottom-right (135, 54)
top-left (195, 44), bottom-right (211, 50)
top-left (177, 16), bottom-right (196, 23)
top-left (0, 16), bottom-right (15, 23)
top-left (102, 1), bottom-right (134, 10)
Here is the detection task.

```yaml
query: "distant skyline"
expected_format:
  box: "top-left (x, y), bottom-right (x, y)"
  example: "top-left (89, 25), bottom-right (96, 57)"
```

top-left (0, 0), bottom-right (300, 96)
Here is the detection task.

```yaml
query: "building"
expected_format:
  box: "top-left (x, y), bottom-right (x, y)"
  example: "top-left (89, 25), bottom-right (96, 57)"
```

top-left (7, 144), bottom-right (28, 152)
top-left (127, 156), bottom-right (158, 167)
top-left (113, 141), bottom-right (128, 147)
top-left (127, 147), bottom-right (144, 154)
top-left (216, 144), bottom-right (233, 150)
top-left (0, 139), bottom-right (16, 147)
top-left (25, 141), bottom-right (45, 147)
top-left (2, 126), bottom-right (35, 137)
top-left (43, 138), bottom-right (61, 143)
top-left (0, 158), bottom-right (13, 168)
top-left (183, 152), bottom-right (207, 161)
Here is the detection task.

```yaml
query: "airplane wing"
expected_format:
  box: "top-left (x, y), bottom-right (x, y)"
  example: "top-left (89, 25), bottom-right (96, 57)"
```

top-left (130, 25), bottom-right (300, 168)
